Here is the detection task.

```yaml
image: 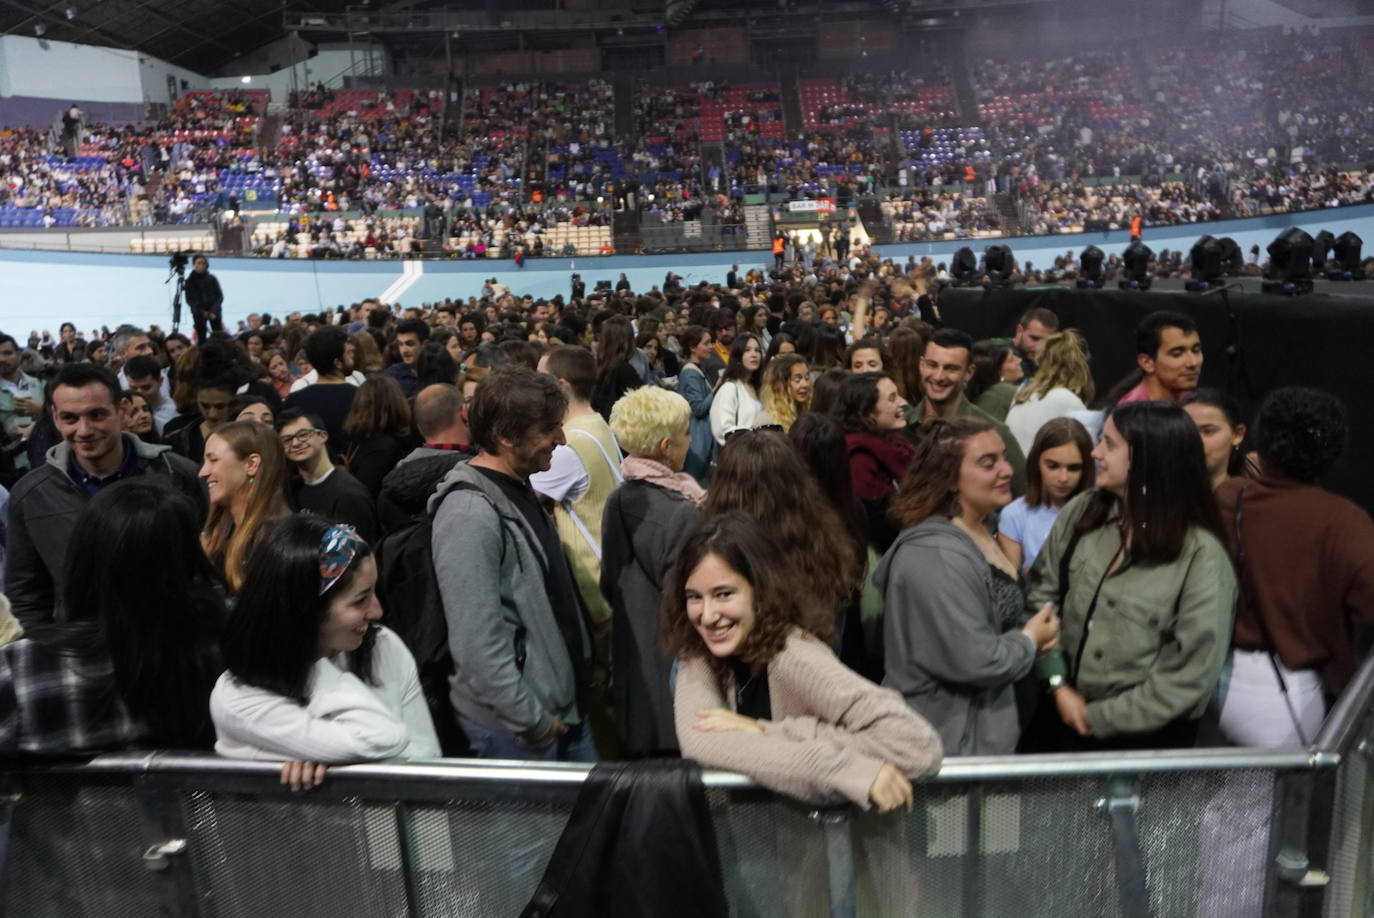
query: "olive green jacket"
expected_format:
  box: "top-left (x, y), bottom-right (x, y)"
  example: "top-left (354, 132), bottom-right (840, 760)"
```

top-left (1025, 492), bottom-right (1237, 738)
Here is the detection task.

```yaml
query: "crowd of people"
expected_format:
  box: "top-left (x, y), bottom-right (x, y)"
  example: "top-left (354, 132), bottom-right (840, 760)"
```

top-left (2, 27), bottom-right (1369, 249)
top-left (0, 250), bottom-right (1368, 821)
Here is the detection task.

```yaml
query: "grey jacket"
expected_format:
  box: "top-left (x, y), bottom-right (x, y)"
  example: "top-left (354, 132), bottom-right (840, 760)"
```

top-left (428, 460), bottom-right (579, 741)
top-left (875, 516), bottom-right (1036, 756)
top-left (7, 435), bottom-right (206, 627)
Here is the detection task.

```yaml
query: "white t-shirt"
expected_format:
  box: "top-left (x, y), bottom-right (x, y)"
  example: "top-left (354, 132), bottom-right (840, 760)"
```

top-left (997, 498), bottom-right (1061, 572)
top-left (1005, 387), bottom-right (1088, 457)
top-left (210, 626), bottom-right (439, 762)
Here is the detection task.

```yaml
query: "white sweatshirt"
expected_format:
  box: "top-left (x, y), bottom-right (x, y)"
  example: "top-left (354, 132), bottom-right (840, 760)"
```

top-left (211, 626), bottom-right (441, 762)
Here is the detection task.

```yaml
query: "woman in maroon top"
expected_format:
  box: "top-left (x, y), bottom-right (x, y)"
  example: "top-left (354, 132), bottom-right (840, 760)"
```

top-left (1216, 386), bottom-right (1374, 747)
top-left (836, 371), bottom-right (917, 552)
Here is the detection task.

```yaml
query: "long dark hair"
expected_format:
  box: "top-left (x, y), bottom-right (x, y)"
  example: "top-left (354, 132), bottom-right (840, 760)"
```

top-left (662, 513), bottom-right (815, 672)
top-left (967, 339), bottom-right (1015, 404)
top-left (595, 315), bottom-right (635, 388)
top-left (721, 332), bottom-right (764, 389)
top-left (222, 515), bottom-right (378, 704)
top-left (30, 477), bottom-right (226, 748)
top-left (1078, 401), bottom-right (1225, 562)
top-left (835, 371), bottom-right (891, 435)
top-left (703, 428), bottom-right (860, 622)
top-left (1181, 387), bottom-right (1247, 478)
top-left (789, 412), bottom-right (868, 565)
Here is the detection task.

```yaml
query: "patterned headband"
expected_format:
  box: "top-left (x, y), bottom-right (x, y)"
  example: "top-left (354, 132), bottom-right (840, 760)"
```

top-left (319, 524), bottom-right (367, 596)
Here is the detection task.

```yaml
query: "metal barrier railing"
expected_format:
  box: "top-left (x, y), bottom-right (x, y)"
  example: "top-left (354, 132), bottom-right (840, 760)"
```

top-left (3, 650), bottom-right (1373, 917)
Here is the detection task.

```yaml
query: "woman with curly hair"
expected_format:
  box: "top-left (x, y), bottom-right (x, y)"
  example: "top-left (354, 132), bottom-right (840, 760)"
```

top-left (1215, 387), bottom-right (1374, 747)
top-left (666, 512), bottom-right (942, 809)
top-left (756, 353), bottom-right (812, 431)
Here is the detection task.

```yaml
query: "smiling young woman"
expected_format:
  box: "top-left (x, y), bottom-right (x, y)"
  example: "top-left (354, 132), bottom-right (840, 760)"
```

top-left (664, 513), bottom-right (942, 812)
top-left (878, 418), bottom-right (1060, 756)
top-left (211, 516), bottom-right (439, 789)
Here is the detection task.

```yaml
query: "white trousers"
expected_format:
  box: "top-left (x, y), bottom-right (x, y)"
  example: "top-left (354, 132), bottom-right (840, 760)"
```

top-left (1219, 649), bottom-right (1326, 748)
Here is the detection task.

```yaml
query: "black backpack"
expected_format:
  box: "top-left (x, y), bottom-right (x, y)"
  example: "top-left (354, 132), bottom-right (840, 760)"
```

top-left (374, 506), bottom-right (469, 756)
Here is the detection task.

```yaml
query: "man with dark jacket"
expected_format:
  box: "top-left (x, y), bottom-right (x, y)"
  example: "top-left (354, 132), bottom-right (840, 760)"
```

top-left (7, 363), bottom-right (205, 626)
top-left (183, 255), bottom-right (224, 343)
top-left (377, 383), bottom-right (471, 533)
top-left (384, 318), bottom-right (429, 398)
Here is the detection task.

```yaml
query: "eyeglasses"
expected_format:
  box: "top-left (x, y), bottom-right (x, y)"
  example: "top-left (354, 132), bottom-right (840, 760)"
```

top-left (280, 428), bottom-right (324, 446)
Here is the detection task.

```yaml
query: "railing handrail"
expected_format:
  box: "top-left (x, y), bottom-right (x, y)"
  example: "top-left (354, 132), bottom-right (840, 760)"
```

top-left (1311, 644), bottom-right (1374, 758)
top-left (6, 745), bottom-right (1320, 790)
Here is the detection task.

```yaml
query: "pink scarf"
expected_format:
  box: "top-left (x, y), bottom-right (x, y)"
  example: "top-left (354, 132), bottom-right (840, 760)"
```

top-left (620, 455), bottom-right (707, 507)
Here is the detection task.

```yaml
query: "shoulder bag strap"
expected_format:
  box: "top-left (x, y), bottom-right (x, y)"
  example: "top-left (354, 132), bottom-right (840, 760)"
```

top-left (1233, 485), bottom-right (1310, 745)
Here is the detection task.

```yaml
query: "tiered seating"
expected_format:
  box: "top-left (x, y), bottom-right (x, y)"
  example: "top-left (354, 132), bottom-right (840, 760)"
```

top-left (545, 222), bottom-right (612, 255)
top-left (179, 90), bottom-right (268, 115)
top-left (127, 235), bottom-right (214, 253)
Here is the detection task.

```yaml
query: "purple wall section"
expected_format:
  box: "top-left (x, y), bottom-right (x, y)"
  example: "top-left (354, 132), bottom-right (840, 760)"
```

top-left (0, 97), bottom-right (144, 127)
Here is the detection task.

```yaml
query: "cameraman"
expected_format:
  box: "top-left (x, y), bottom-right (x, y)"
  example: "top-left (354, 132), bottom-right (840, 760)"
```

top-left (183, 254), bottom-right (224, 342)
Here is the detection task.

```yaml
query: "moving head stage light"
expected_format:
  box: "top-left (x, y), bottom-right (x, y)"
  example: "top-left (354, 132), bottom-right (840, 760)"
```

top-left (1217, 237), bottom-right (1245, 276)
top-left (1331, 232), bottom-right (1364, 280)
top-left (984, 245), bottom-right (1014, 287)
top-left (1078, 246), bottom-right (1104, 288)
top-left (1119, 241), bottom-right (1153, 291)
top-left (951, 247), bottom-right (978, 286)
top-left (1187, 236), bottom-right (1227, 291)
top-left (1263, 227), bottom-right (1314, 296)
top-left (1313, 230), bottom-right (1335, 271)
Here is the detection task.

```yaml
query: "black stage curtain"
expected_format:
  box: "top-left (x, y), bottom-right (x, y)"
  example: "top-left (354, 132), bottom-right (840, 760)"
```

top-left (939, 287), bottom-right (1374, 514)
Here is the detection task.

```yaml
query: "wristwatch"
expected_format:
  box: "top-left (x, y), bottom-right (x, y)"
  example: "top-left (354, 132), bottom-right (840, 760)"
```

top-left (1047, 674), bottom-right (1067, 691)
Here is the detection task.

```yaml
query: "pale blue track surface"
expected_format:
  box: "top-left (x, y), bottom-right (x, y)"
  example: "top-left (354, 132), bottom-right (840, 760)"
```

top-left (0, 204), bottom-right (1370, 335)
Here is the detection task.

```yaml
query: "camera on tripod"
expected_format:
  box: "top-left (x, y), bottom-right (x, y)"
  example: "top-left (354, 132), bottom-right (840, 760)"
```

top-left (168, 251), bottom-right (189, 274)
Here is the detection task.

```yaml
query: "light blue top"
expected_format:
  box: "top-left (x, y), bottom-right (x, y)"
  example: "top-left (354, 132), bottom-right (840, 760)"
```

top-left (997, 497), bottom-right (1060, 572)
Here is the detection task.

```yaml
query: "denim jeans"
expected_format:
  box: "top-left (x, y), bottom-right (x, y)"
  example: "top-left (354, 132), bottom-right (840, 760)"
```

top-left (459, 715), bottom-right (596, 763)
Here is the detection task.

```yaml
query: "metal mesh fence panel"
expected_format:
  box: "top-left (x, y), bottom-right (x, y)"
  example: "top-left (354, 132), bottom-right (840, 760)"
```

top-left (3, 777), bottom-right (165, 918)
top-left (179, 789), bottom-right (409, 918)
top-left (1325, 711), bottom-right (1374, 918)
top-left (402, 794), bottom-right (571, 917)
top-left (849, 768), bottom-right (1278, 918)
top-left (706, 788), bottom-right (831, 918)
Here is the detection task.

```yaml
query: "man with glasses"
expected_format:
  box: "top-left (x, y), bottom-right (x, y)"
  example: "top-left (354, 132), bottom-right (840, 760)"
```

top-left (276, 409), bottom-right (378, 542)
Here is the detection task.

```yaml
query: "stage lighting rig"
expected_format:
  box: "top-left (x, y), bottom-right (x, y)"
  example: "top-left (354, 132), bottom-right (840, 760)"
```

top-left (950, 246), bottom-right (978, 286)
top-left (1119, 240), bottom-right (1153, 291)
top-left (1330, 232), bottom-right (1363, 280)
top-left (1262, 227), bottom-right (1314, 296)
top-left (984, 245), bottom-right (1014, 287)
top-left (1077, 246), bottom-right (1104, 288)
top-left (1186, 236), bottom-right (1226, 291)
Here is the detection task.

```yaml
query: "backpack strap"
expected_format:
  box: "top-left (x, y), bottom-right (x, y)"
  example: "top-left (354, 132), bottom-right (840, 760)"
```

top-left (559, 429), bottom-right (625, 562)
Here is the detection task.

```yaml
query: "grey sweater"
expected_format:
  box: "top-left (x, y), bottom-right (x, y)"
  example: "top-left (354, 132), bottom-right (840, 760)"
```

top-left (875, 516), bottom-right (1036, 756)
top-left (428, 460), bottom-right (579, 741)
